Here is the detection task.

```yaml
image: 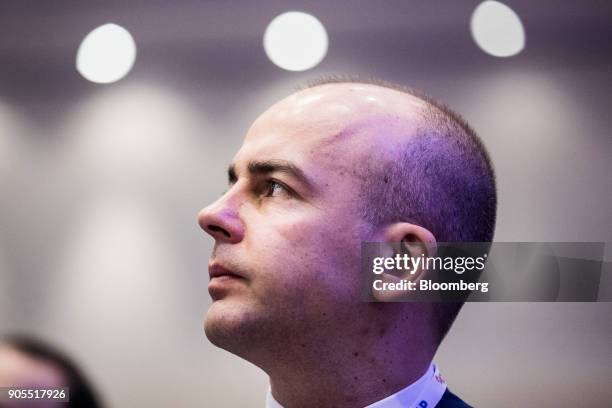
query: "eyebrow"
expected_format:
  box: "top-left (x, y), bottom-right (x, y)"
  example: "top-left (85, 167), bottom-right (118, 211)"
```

top-left (227, 159), bottom-right (315, 191)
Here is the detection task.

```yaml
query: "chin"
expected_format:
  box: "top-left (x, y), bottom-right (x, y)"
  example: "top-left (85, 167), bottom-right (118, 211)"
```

top-left (204, 299), bottom-right (258, 352)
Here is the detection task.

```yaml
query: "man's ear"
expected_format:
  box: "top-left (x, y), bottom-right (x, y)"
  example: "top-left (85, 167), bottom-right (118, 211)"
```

top-left (371, 222), bottom-right (437, 302)
top-left (384, 222), bottom-right (437, 260)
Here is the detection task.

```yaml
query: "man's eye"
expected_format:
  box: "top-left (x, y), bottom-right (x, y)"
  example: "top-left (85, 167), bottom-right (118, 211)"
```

top-left (261, 180), bottom-right (289, 198)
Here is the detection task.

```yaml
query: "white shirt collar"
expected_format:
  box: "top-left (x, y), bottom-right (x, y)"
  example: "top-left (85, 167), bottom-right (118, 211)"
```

top-left (265, 363), bottom-right (435, 408)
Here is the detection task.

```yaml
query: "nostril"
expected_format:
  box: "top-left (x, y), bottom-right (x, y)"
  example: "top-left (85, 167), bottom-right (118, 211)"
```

top-left (208, 224), bottom-right (231, 238)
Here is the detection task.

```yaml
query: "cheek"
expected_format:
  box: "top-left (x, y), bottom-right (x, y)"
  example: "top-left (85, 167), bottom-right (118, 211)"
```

top-left (242, 199), bottom-right (369, 307)
top-left (273, 214), bottom-right (363, 294)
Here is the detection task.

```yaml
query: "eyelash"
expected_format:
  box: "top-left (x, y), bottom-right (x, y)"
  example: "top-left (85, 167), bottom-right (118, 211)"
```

top-left (224, 178), bottom-right (295, 199)
top-left (260, 179), bottom-right (291, 198)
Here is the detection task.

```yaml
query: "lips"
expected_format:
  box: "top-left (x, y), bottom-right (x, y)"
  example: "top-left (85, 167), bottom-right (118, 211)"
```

top-left (208, 261), bottom-right (246, 300)
top-left (208, 262), bottom-right (246, 280)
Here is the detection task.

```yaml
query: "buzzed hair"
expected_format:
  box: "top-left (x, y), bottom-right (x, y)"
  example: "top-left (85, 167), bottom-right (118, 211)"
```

top-left (303, 76), bottom-right (497, 342)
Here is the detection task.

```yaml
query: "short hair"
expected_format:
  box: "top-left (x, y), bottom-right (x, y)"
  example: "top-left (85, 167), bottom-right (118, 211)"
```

top-left (2, 335), bottom-right (103, 407)
top-left (303, 76), bottom-right (497, 342)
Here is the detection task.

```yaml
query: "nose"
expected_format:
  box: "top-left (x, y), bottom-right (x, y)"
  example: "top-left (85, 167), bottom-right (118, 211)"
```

top-left (197, 195), bottom-right (245, 244)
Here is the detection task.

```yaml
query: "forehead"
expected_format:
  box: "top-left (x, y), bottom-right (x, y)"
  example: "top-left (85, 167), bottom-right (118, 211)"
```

top-left (234, 83), bottom-right (426, 176)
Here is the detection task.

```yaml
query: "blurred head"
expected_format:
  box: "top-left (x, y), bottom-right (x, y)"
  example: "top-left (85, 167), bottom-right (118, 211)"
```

top-left (0, 335), bottom-right (102, 407)
top-left (197, 78), bottom-right (496, 364)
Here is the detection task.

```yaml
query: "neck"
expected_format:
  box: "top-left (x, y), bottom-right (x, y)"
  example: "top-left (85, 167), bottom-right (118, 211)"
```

top-left (262, 309), bottom-right (437, 408)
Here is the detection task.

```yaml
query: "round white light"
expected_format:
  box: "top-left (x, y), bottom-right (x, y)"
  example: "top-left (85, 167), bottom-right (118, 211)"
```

top-left (263, 11), bottom-right (328, 71)
top-left (470, 1), bottom-right (525, 57)
top-left (76, 23), bottom-right (137, 83)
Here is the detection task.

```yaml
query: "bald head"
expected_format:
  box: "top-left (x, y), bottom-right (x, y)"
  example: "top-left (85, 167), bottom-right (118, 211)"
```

top-left (251, 81), bottom-right (429, 150)
top-left (293, 78), bottom-right (497, 242)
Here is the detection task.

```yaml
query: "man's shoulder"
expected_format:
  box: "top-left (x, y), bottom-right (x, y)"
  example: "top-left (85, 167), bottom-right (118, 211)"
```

top-left (435, 388), bottom-right (473, 408)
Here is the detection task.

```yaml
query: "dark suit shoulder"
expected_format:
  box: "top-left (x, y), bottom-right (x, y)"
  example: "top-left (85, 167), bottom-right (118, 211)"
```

top-left (435, 388), bottom-right (473, 408)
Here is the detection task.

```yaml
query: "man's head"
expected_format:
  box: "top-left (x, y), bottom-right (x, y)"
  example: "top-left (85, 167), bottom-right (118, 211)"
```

top-left (0, 335), bottom-right (101, 407)
top-left (198, 78), bottom-right (496, 367)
